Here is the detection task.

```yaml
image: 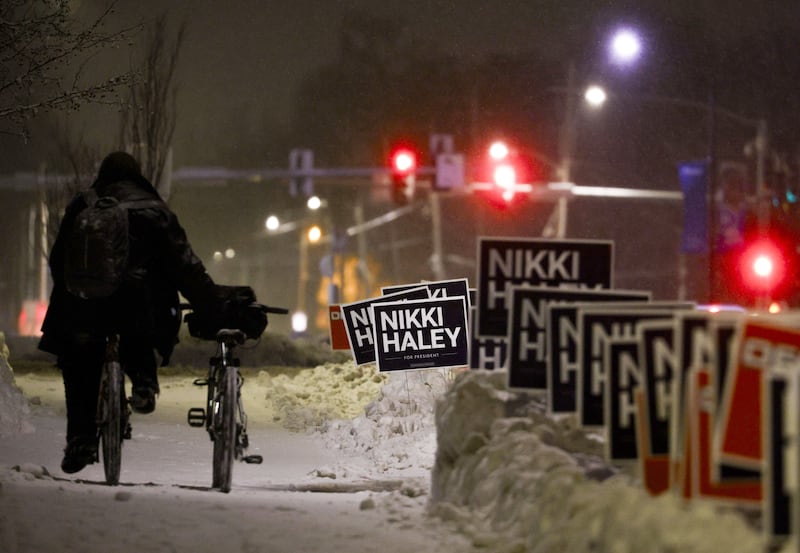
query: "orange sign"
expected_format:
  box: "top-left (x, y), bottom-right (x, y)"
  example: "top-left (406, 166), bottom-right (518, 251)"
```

top-left (717, 321), bottom-right (800, 469)
top-left (328, 305), bottom-right (351, 351)
top-left (691, 368), bottom-right (761, 504)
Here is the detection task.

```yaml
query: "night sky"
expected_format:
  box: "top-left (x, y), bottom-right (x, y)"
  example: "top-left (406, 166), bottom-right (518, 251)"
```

top-left (147, 0), bottom-right (797, 159)
top-left (5, 0), bottom-right (798, 172)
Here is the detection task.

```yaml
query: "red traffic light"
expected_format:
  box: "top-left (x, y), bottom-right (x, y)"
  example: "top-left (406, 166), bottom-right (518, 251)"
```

top-left (493, 163), bottom-right (516, 189)
top-left (389, 146), bottom-right (417, 204)
top-left (391, 148), bottom-right (417, 175)
top-left (739, 239), bottom-right (787, 293)
top-left (492, 163), bottom-right (517, 203)
top-left (752, 254), bottom-right (774, 278)
top-left (489, 141), bottom-right (517, 203)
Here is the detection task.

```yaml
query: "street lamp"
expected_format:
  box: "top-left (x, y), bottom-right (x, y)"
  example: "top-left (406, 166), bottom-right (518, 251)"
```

top-left (265, 215), bottom-right (280, 232)
top-left (307, 195), bottom-right (322, 210)
top-left (291, 311), bottom-right (308, 334)
top-left (558, 28), bottom-right (643, 183)
top-left (609, 28), bottom-right (643, 66)
top-left (584, 85), bottom-right (607, 108)
top-left (307, 224), bottom-right (322, 243)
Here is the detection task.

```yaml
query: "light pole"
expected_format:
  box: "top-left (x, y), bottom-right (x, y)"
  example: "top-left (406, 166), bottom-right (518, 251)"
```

top-left (557, 28), bottom-right (643, 184)
top-left (295, 224), bottom-right (322, 334)
top-left (556, 61), bottom-right (579, 184)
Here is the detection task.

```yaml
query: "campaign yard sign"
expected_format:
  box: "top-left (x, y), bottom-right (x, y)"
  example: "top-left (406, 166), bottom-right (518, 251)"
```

top-left (688, 367), bottom-right (762, 505)
top-left (764, 369), bottom-right (800, 542)
top-left (382, 278), bottom-right (470, 305)
top-left (506, 287), bottom-right (650, 391)
top-left (637, 319), bottom-right (678, 495)
top-left (341, 287), bottom-right (430, 365)
top-left (470, 306), bottom-right (507, 369)
top-left (717, 320), bottom-right (800, 471)
top-left (605, 338), bottom-right (642, 462)
top-left (328, 305), bottom-right (350, 350)
top-left (709, 314), bottom-right (760, 485)
top-left (371, 297), bottom-right (469, 372)
top-left (578, 307), bottom-right (681, 428)
top-left (670, 311), bottom-right (717, 472)
top-left (476, 237), bottom-right (613, 338)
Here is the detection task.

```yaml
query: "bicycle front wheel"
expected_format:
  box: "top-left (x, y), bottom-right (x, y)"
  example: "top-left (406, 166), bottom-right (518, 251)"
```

top-left (99, 359), bottom-right (124, 485)
top-left (212, 366), bottom-right (237, 492)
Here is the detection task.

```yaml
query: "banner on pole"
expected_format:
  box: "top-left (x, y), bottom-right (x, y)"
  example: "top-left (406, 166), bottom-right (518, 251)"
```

top-left (679, 160), bottom-right (708, 254)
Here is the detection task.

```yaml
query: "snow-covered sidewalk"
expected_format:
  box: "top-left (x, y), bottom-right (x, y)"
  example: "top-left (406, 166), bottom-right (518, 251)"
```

top-left (0, 368), bottom-right (473, 553)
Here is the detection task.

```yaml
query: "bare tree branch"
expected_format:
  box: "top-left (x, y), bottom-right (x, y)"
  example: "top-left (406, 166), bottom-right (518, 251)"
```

top-left (0, 0), bottom-right (142, 139)
top-left (120, 13), bottom-right (186, 199)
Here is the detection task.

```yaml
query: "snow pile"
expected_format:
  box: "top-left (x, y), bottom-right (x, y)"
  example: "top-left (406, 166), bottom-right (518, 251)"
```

top-left (430, 369), bottom-right (764, 553)
top-left (0, 332), bottom-right (33, 438)
top-left (314, 365), bottom-right (453, 476)
top-left (255, 360), bottom-right (388, 431)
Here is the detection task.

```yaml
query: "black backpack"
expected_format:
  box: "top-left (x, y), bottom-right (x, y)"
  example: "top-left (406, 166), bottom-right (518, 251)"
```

top-left (63, 189), bottom-right (161, 299)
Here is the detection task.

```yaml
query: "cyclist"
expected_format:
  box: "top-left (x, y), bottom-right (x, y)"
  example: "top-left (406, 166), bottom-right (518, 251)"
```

top-left (39, 151), bottom-right (228, 474)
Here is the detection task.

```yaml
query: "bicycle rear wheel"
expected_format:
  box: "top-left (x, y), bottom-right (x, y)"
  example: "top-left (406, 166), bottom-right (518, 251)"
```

top-left (212, 366), bottom-right (237, 492)
top-left (99, 359), bottom-right (124, 485)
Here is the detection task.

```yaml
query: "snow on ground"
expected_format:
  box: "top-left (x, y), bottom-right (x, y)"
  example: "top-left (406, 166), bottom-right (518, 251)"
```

top-left (431, 371), bottom-right (765, 553)
top-left (0, 334), bottom-right (33, 438)
top-left (0, 332), bottom-right (783, 553)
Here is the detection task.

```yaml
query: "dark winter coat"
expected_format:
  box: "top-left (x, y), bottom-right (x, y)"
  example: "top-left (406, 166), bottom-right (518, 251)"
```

top-left (39, 167), bottom-right (218, 364)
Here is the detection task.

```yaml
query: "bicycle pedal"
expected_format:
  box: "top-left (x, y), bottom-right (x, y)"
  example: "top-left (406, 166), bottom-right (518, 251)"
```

top-left (192, 378), bottom-right (208, 386)
top-left (187, 407), bottom-right (206, 427)
top-left (242, 454), bottom-right (263, 464)
top-left (123, 422), bottom-right (132, 440)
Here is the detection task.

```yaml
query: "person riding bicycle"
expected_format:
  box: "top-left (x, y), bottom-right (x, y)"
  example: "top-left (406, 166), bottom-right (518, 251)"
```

top-left (39, 151), bottom-right (239, 474)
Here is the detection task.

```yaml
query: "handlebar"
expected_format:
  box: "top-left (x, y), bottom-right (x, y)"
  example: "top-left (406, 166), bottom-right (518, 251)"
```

top-left (179, 302), bottom-right (289, 315)
top-left (255, 304), bottom-right (289, 315)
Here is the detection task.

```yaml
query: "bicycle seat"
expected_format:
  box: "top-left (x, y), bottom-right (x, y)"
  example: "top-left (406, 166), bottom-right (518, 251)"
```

top-left (215, 328), bottom-right (247, 345)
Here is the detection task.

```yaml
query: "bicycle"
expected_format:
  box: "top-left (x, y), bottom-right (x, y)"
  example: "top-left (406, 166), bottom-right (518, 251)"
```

top-left (95, 334), bottom-right (131, 486)
top-left (186, 303), bottom-right (288, 492)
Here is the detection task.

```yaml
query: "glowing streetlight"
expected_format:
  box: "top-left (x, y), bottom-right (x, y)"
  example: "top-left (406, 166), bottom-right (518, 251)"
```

top-left (224, 248), bottom-right (236, 259)
top-left (584, 85), bottom-right (607, 108)
top-left (291, 311), bottom-right (308, 333)
top-left (265, 215), bottom-right (280, 231)
top-left (609, 28), bottom-right (642, 66)
top-left (307, 225), bottom-right (322, 243)
top-left (307, 195), bottom-right (322, 210)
